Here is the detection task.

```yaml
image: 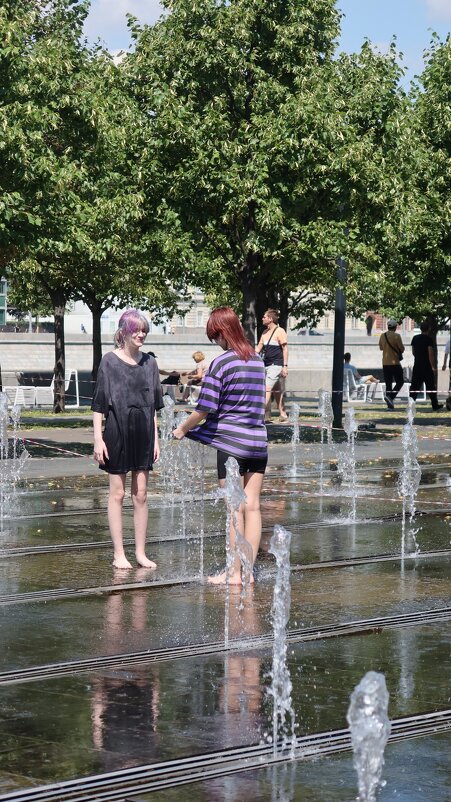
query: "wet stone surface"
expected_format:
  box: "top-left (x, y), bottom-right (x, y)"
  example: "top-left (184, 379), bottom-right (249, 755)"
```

top-left (132, 733), bottom-right (451, 802)
top-left (0, 625), bottom-right (450, 790)
top-left (0, 430), bottom-right (450, 800)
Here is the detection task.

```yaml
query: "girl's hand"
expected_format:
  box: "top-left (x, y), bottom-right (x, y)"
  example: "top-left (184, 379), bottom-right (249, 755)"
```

top-left (154, 440), bottom-right (160, 463)
top-left (172, 426), bottom-right (185, 440)
top-left (94, 439), bottom-right (109, 464)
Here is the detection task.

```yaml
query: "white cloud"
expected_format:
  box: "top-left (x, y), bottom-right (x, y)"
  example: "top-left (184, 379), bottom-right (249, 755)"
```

top-left (84, 0), bottom-right (164, 49)
top-left (424, 0), bottom-right (451, 21)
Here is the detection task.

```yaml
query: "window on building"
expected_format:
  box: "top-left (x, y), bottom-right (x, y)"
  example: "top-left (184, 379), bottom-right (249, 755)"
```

top-left (197, 311), bottom-right (203, 326)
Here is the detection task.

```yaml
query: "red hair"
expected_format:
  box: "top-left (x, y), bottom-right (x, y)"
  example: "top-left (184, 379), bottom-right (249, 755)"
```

top-left (206, 307), bottom-right (255, 361)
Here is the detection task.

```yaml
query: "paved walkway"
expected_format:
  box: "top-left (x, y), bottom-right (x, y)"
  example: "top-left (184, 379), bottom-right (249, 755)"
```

top-left (18, 407), bottom-right (450, 481)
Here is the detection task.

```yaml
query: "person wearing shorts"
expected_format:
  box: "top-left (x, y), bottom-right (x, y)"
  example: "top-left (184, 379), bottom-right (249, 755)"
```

top-left (172, 306), bottom-right (267, 584)
top-left (255, 309), bottom-right (288, 421)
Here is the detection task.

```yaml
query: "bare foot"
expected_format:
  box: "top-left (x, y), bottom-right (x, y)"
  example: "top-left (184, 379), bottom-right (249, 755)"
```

top-left (207, 571), bottom-right (254, 585)
top-left (113, 556), bottom-right (133, 570)
top-left (136, 555), bottom-right (157, 569)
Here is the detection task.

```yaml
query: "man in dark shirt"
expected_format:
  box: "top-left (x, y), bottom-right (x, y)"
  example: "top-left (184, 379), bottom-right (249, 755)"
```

top-left (410, 322), bottom-right (443, 410)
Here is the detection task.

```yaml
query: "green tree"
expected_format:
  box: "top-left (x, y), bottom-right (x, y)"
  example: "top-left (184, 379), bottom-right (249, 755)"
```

top-left (381, 36), bottom-right (451, 335)
top-left (128, 0), bottom-right (408, 339)
top-left (68, 54), bottom-right (191, 380)
top-left (2, 0), bottom-right (98, 409)
top-left (4, 8), bottom-right (189, 398)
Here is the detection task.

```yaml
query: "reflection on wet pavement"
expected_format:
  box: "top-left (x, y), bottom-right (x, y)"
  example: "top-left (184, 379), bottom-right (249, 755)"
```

top-left (0, 448), bottom-right (450, 800)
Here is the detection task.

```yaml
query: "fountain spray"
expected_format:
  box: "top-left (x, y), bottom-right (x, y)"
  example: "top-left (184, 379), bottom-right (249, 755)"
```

top-left (268, 525), bottom-right (296, 757)
top-left (342, 406), bottom-right (358, 521)
top-left (0, 394), bottom-right (29, 531)
top-left (347, 671), bottom-right (391, 802)
top-left (288, 403), bottom-right (300, 477)
top-left (318, 389), bottom-right (333, 492)
top-left (398, 398), bottom-right (421, 558)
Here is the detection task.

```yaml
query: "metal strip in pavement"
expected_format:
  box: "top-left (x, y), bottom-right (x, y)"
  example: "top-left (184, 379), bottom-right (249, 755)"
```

top-left (0, 606), bottom-right (449, 686)
top-left (0, 548), bottom-right (449, 606)
top-left (1, 709), bottom-right (449, 801)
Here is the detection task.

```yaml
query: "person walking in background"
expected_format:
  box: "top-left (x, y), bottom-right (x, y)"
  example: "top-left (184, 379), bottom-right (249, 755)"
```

top-left (365, 313), bottom-right (375, 336)
top-left (379, 319), bottom-right (405, 409)
top-left (255, 309), bottom-right (289, 422)
top-left (410, 322), bottom-right (443, 411)
top-left (173, 307), bottom-right (267, 585)
top-left (92, 310), bottom-right (164, 570)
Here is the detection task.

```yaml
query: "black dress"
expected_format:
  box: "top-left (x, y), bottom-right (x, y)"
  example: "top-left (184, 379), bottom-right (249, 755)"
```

top-left (91, 351), bottom-right (164, 474)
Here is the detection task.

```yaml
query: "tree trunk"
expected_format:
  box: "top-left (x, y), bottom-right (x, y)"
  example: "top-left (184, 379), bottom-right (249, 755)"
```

top-left (90, 301), bottom-right (104, 383)
top-left (241, 263), bottom-right (268, 343)
top-left (267, 286), bottom-right (290, 331)
top-left (425, 313), bottom-right (438, 339)
top-left (51, 290), bottom-right (66, 413)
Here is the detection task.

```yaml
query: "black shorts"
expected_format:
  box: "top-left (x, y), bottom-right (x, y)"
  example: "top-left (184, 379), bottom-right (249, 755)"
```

top-left (217, 450), bottom-right (268, 480)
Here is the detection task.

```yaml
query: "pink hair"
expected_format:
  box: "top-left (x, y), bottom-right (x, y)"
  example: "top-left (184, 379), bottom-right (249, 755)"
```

top-left (114, 309), bottom-right (149, 348)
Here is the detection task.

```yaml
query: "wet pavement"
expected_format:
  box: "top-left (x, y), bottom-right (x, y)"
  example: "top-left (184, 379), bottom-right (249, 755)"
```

top-left (0, 409), bottom-right (450, 800)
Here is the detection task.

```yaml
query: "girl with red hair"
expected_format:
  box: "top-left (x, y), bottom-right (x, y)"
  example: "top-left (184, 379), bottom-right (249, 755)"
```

top-left (173, 307), bottom-right (267, 584)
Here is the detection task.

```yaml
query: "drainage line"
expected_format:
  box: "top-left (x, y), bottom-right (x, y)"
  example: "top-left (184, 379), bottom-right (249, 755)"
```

top-left (0, 709), bottom-right (449, 802)
top-left (0, 548), bottom-right (449, 606)
top-left (2, 505), bottom-right (450, 558)
top-left (0, 528), bottom-right (223, 558)
top-left (0, 606), bottom-right (449, 686)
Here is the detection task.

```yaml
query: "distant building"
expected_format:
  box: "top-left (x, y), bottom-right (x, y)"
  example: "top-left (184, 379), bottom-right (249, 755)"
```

top-left (0, 279), bottom-right (416, 336)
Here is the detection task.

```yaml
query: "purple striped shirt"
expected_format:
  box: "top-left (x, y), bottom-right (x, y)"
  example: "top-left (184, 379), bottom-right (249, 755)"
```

top-left (186, 350), bottom-right (267, 459)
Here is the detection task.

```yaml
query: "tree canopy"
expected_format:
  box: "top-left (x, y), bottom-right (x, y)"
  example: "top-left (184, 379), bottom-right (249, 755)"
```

top-left (2, 0), bottom-right (449, 380)
top-left (378, 36), bottom-right (451, 330)
top-left (127, 0), bottom-right (414, 338)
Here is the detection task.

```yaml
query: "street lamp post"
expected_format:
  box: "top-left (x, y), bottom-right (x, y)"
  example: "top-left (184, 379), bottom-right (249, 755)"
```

top-left (332, 257), bottom-right (346, 429)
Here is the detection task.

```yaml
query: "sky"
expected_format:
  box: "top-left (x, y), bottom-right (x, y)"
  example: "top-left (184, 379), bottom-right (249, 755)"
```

top-left (83, 0), bottom-right (451, 85)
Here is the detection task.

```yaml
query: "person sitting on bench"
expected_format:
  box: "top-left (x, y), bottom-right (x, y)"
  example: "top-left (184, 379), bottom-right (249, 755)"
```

top-left (344, 353), bottom-right (378, 399)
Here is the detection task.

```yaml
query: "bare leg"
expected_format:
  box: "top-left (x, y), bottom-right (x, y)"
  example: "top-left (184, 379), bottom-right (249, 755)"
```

top-left (242, 471), bottom-right (264, 564)
top-left (264, 388), bottom-right (272, 421)
top-left (108, 473), bottom-right (132, 569)
top-left (208, 472), bottom-right (264, 585)
top-left (131, 470), bottom-right (156, 569)
top-left (273, 381), bottom-right (287, 419)
top-left (182, 380), bottom-right (191, 401)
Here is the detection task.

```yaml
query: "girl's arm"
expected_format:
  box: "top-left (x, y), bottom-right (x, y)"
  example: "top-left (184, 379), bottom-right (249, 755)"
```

top-left (173, 410), bottom-right (208, 440)
top-left (153, 413), bottom-right (160, 462)
top-left (93, 411), bottom-right (109, 464)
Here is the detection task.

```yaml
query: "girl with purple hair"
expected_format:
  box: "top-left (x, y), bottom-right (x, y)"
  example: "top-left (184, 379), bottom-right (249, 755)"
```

top-left (92, 310), bottom-right (164, 569)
